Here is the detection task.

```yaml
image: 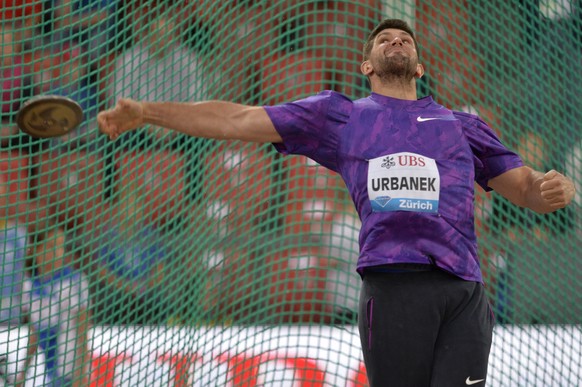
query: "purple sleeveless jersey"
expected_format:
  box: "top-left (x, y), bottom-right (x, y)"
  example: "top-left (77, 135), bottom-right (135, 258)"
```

top-left (264, 90), bottom-right (523, 282)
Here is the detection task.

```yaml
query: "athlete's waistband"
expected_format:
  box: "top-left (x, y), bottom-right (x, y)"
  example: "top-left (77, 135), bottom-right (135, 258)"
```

top-left (363, 263), bottom-right (436, 274)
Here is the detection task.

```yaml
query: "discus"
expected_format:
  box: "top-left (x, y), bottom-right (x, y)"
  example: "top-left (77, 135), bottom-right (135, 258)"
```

top-left (15, 95), bottom-right (84, 138)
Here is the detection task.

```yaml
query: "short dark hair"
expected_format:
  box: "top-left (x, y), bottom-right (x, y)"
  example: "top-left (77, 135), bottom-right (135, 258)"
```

top-left (362, 19), bottom-right (419, 61)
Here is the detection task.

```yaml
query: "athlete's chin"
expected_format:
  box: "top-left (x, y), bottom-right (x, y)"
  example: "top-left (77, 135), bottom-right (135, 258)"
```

top-left (384, 55), bottom-right (412, 68)
top-left (377, 64), bottom-right (415, 80)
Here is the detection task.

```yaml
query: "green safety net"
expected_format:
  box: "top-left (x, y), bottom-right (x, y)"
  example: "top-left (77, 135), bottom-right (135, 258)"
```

top-left (0, 0), bottom-right (580, 386)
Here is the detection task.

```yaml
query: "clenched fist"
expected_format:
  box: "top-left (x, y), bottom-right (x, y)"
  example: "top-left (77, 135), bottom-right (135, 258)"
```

top-left (539, 170), bottom-right (576, 210)
top-left (97, 98), bottom-right (144, 140)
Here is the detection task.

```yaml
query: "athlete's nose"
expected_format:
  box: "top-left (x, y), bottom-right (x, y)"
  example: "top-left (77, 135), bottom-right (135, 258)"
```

top-left (391, 37), bottom-right (404, 46)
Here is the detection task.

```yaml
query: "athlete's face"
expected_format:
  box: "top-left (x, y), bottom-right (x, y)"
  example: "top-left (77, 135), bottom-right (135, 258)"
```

top-left (363, 28), bottom-right (422, 81)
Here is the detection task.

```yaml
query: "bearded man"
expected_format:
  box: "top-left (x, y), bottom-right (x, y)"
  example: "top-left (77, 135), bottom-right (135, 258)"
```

top-left (97, 19), bottom-right (576, 386)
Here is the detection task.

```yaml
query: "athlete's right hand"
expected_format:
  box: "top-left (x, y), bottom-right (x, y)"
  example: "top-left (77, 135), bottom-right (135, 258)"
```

top-left (97, 98), bottom-right (144, 141)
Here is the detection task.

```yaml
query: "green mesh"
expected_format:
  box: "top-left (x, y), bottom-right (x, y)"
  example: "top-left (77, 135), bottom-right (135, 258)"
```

top-left (0, 1), bottom-right (580, 385)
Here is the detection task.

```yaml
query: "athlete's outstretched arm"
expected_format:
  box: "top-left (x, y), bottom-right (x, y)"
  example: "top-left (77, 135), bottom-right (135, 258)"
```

top-left (488, 166), bottom-right (575, 214)
top-left (97, 98), bottom-right (282, 143)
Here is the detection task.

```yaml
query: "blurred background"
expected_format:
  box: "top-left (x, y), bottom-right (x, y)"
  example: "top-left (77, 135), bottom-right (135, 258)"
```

top-left (0, 1), bottom-right (580, 386)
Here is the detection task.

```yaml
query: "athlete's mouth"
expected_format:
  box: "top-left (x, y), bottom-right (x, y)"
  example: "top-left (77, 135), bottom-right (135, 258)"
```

top-left (385, 48), bottom-right (407, 57)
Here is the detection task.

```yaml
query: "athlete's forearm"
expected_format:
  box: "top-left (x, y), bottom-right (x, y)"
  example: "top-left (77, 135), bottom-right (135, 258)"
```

top-left (141, 101), bottom-right (281, 143)
top-left (488, 166), bottom-right (575, 214)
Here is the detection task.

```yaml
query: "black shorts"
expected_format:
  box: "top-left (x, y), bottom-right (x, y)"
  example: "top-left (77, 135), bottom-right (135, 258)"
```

top-left (358, 266), bottom-right (494, 387)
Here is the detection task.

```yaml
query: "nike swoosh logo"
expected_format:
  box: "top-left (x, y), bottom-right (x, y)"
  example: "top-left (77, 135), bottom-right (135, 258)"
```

top-left (465, 377), bottom-right (485, 385)
top-left (416, 116), bottom-right (441, 122)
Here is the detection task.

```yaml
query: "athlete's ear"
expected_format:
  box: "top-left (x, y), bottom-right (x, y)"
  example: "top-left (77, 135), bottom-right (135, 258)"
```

top-left (361, 60), bottom-right (373, 76)
top-left (415, 63), bottom-right (425, 79)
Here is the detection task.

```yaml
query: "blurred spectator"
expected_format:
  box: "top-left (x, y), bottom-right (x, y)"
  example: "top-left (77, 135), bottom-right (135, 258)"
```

top-left (1, 24), bottom-right (33, 144)
top-left (534, 0), bottom-right (581, 164)
top-left (320, 203), bottom-right (361, 324)
top-left (487, 130), bottom-right (548, 323)
top-left (0, 0), bottom-right (43, 45)
top-left (491, 130), bottom-right (572, 236)
top-left (23, 223), bottom-right (91, 386)
top-left (107, 14), bottom-right (210, 201)
top-left (108, 15), bottom-right (207, 146)
top-left (88, 183), bottom-right (175, 325)
top-left (487, 129), bottom-right (574, 323)
top-left (490, 131), bottom-right (540, 232)
top-left (0, 174), bottom-right (37, 387)
top-left (44, 0), bottom-right (118, 67)
top-left (503, 224), bottom-right (581, 324)
top-left (1, 0), bottom-right (41, 21)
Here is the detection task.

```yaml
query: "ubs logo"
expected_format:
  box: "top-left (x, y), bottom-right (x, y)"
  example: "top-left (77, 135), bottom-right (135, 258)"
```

top-left (397, 155), bottom-right (426, 167)
top-left (381, 156), bottom-right (395, 169)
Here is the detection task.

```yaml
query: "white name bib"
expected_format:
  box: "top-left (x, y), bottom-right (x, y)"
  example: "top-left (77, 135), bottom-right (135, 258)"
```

top-left (367, 152), bottom-right (440, 213)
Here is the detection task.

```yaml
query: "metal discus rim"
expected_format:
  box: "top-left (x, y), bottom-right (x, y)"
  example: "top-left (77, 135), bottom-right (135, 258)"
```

top-left (15, 95), bottom-right (84, 139)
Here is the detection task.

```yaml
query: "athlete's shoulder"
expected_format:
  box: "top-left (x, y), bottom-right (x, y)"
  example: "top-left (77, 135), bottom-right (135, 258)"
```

top-left (302, 90), bottom-right (354, 121)
top-left (284, 90), bottom-right (353, 109)
top-left (316, 90), bottom-right (354, 103)
top-left (353, 95), bottom-right (373, 106)
top-left (450, 108), bottom-right (489, 128)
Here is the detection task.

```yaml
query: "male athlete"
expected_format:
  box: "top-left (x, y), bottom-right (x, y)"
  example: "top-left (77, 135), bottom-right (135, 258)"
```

top-left (98, 18), bottom-right (575, 387)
